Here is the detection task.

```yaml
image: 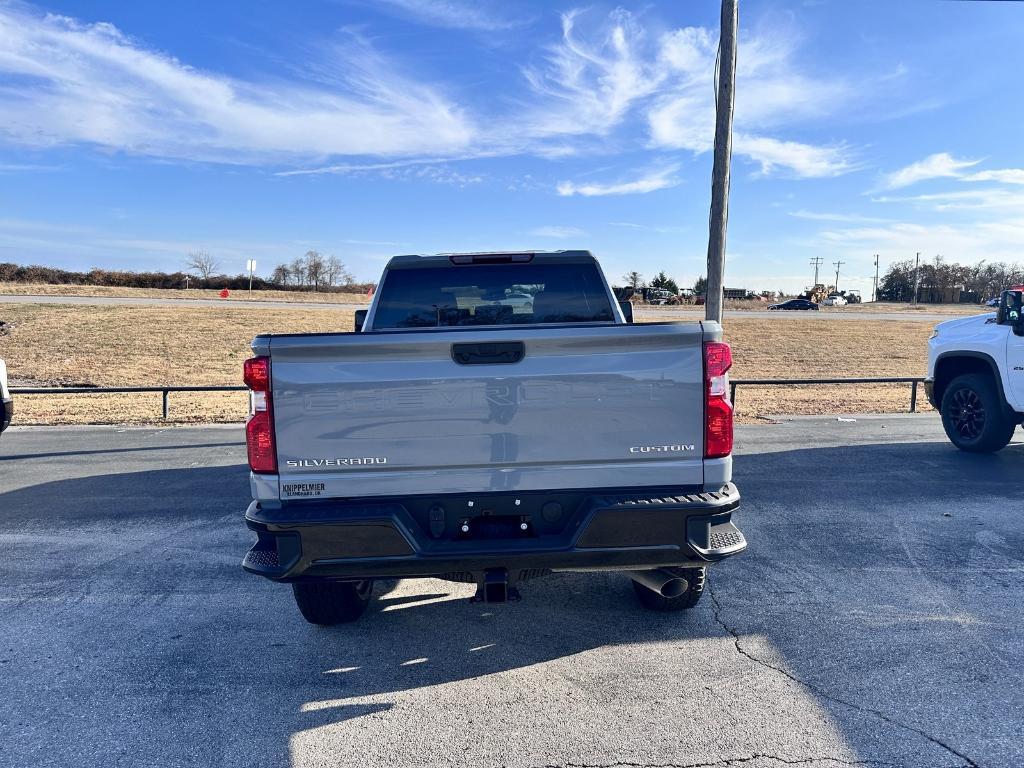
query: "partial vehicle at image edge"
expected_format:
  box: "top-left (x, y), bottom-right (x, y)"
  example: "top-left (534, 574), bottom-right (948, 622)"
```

top-left (926, 286), bottom-right (1024, 452)
top-left (0, 359), bottom-right (12, 435)
top-left (239, 250), bottom-right (745, 624)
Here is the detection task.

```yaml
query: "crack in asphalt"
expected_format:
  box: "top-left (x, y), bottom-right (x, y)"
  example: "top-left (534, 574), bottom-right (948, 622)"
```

top-left (705, 585), bottom-right (978, 768)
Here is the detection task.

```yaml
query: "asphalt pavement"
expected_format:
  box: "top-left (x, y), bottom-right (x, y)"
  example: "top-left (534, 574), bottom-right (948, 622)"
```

top-left (0, 292), bottom-right (971, 321)
top-left (1, 417), bottom-right (1021, 768)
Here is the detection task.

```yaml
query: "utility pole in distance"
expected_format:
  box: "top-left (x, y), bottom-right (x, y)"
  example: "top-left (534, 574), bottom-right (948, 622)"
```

top-left (912, 252), bottom-right (920, 305)
top-left (833, 260), bottom-right (845, 294)
top-left (810, 256), bottom-right (823, 287)
top-left (704, 0), bottom-right (738, 326)
top-left (872, 254), bottom-right (880, 302)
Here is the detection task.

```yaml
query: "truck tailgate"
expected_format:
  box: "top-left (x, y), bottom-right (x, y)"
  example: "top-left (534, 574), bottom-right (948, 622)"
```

top-left (264, 323), bottom-right (707, 499)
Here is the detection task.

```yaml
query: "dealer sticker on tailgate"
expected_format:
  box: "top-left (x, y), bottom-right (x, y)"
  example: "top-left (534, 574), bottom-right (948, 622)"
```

top-left (282, 482), bottom-right (326, 498)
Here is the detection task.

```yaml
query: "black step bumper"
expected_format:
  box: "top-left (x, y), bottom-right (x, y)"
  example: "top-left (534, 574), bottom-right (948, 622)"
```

top-left (243, 483), bottom-right (745, 582)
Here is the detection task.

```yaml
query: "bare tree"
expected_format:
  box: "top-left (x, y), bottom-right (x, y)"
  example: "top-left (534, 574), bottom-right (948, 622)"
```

top-left (289, 256), bottom-right (307, 288)
top-left (324, 255), bottom-right (353, 288)
top-left (185, 251), bottom-right (219, 280)
top-left (622, 271), bottom-right (644, 290)
top-left (270, 263), bottom-right (291, 286)
top-left (304, 250), bottom-right (326, 291)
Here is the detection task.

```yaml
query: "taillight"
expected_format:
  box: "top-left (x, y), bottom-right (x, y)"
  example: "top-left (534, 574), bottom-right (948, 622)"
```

top-left (243, 356), bottom-right (270, 392)
top-left (244, 356), bottom-right (277, 473)
top-left (704, 341), bottom-right (733, 458)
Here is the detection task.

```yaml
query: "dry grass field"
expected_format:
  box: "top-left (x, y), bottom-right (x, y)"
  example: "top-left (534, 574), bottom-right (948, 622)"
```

top-left (0, 301), bottom-right (938, 425)
top-left (0, 282), bottom-right (371, 304)
top-left (641, 301), bottom-right (982, 316)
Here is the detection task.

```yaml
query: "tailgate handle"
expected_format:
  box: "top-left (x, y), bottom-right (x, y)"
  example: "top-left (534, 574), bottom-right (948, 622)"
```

top-left (451, 342), bottom-right (525, 365)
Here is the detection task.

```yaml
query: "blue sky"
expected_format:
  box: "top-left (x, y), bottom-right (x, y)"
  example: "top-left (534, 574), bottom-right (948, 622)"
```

top-left (1, 0), bottom-right (1023, 294)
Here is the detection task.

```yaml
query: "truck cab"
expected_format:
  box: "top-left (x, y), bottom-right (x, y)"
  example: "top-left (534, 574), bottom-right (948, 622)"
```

top-left (926, 287), bottom-right (1024, 452)
top-left (240, 251), bottom-right (745, 624)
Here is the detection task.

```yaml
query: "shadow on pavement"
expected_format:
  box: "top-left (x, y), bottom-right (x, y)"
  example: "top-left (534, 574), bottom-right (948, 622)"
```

top-left (0, 439), bottom-right (1021, 767)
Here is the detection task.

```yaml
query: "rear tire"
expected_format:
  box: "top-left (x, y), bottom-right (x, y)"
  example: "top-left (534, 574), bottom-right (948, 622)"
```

top-left (940, 373), bottom-right (1015, 453)
top-left (292, 580), bottom-right (373, 625)
top-left (632, 567), bottom-right (705, 611)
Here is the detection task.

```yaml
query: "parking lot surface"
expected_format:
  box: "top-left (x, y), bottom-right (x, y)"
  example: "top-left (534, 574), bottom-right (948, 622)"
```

top-left (1, 417), bottom-right (1021, 768)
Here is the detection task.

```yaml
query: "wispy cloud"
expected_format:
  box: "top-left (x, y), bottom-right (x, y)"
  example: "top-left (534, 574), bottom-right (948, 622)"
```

top-left (789, 210), bottom-right (893, 224)
top-left (644, 19), bottom-right (855, 178)
top-left (0, 162), bottom-right (62, 173)
top-left (0, 4), bottom-right (863, 183)
top-left (520, 9), bottom-right (663, 139)
top-left (733, 135), bottom-right (854, 178)
top-left (0, 7), bottom-right (474, 164)
top-left (961, 168), bottom-right (1024, 185)
top-left (368, 0), bottom-right (527, 31)
top-left (528, 226), bottom-right (585, 238)
top-left (873, 187), bottom-right (1024, 211)
top-left (557, 165), bottom-right (680, 197)
top-left (610, 222), bottom-right (686, 234)
top-left (880, 152), bottom-right (980, 190)
top-left (275, 157), bottom-right (455, 177)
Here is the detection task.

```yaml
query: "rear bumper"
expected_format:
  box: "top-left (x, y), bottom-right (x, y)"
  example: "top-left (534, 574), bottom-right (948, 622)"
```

top-left (0, 397), bottom-right (11, 433)
top-left (242, 483), bottom-right (744, 582)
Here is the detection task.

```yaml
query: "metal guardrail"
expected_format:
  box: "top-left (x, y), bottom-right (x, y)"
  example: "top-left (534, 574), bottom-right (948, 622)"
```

top-left (10, 385), bottom-right (247, 419)
top-left (729, 377), bottom-right (927, 413)
top-left (12, 377), bottom-right (929, 418)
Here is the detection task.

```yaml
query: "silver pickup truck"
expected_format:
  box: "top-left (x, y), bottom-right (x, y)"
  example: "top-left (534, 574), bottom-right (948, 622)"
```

top-left (241, 251), bottom-right (745, 625)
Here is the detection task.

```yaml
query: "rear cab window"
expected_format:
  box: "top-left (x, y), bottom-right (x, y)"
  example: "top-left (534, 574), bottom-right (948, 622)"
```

top-left (370, 256), bottom-right (616, 330)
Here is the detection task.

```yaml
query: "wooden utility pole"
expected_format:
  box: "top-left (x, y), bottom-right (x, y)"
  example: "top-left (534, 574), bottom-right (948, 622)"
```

top-left (810, 256), bottom-right (823, 287)
top-left (872, 254), bottom-right (880, 302)
top-left (704, 0), bottom-right (739, 325)
top-left (912, 252), bottom-right (920, 305)
top-left (833, 260), bottom-right (845, 294)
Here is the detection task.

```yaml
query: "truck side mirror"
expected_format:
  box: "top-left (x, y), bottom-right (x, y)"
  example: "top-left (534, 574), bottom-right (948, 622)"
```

top-left (618, 300), bottom-right (634, 324)
top-left (1014, 316), bottom-right (1024, 337)
top-left (354, 309), bottom-right (367, 333)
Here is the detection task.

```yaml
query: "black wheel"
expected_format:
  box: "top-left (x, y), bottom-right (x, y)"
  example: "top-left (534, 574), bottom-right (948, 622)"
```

top-left (292, 580), bottom-right (373, 625)
top-left (632, 567), bottom-right (706, 612)
top-left (940, 373), bottom-right (1015, 453)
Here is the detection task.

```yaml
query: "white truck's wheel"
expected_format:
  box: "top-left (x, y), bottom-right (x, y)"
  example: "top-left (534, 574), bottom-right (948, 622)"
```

top-left (940, 373), bottom-right (1016, 453)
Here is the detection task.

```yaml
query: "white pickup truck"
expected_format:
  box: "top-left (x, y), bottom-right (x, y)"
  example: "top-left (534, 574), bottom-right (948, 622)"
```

top-left (240, 251), bottom-right (745, 625)
top-left (926, 286), bottom-right (1024, 452)
top-left (0, 359), bottom-right (12, 435)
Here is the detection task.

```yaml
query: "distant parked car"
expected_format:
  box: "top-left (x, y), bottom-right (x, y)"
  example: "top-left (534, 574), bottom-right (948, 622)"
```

top-left (768, 299), bottom-right (819, 311)
top-left (502, 292), bottom-right (535, 310)
top-left (823, 294), bottom-right (847, 307)
top-left (985, 297), bottom-right (1001, 308)
top-left (0, 359), bottom-right (12, 435)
